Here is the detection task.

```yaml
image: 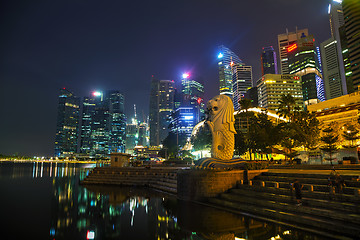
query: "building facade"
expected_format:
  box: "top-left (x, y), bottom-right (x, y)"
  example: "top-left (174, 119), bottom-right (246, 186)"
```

top-left (54, 88), bottom-right (80, 157)
top-left (217, 45), bottom-right (243, 97)
top-left (169, 107), bottom-right (197, 139)
top-left (342, 0), bottom-right (360, 90)
top-left (320, 37), bottom-right (344, 100)
top-left (288, 34), bottom-right (326, 102)
top-left (307, 90), bottom-right (360, 125)
top-left (244, 87), bottom-right (259, 107)
top-left (79, 90), bottom-right (126, 158)
top-left (79, 96), bottom-right (96, 154)
top-left (181, 74), bottom-right (205, 122)
top-left (261, 46), bottom-right (278, 75)
top-left (328, 0), bottom-right (348, 94)
top-left (232, 64), bottom-right (253, 110)
top-left (149, 77), bottom-right (175, 146)
top-left (277, 28), bottom-right (309, 74)
top-left (257, 74), bottom-right (303, 112)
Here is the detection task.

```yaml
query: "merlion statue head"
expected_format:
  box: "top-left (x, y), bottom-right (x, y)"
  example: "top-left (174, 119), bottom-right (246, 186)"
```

top-left (207, 95), bottom-right (235, 131)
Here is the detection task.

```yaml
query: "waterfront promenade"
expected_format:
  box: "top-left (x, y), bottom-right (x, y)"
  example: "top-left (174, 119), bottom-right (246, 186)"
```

top-left (82, 164), bottom-right (360, 239)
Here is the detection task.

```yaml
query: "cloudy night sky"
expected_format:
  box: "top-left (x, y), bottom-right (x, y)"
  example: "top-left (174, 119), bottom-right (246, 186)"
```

top-left (0, 0), bottom-right (332, 156)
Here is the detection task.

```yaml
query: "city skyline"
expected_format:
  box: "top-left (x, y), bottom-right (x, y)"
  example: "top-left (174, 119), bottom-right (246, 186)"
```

top-left (1, 0), bottom-right (332, 156)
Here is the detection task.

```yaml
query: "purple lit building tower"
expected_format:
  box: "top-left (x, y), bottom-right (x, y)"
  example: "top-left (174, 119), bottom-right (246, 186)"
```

top-left (261, 46), bottom-right (278, 75)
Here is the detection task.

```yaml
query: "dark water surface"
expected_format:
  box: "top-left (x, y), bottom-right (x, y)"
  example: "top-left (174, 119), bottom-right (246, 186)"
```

top-left (0, 162), bottom-right (327, 240)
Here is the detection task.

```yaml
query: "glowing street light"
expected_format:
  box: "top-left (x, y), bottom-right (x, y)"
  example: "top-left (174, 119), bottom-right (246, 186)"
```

top-left (218, 52), bottom-right (223, 58)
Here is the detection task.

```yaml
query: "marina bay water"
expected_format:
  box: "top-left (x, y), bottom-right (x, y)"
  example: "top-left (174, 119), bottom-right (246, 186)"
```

top-left (0, 162), bottom-right (326, 239)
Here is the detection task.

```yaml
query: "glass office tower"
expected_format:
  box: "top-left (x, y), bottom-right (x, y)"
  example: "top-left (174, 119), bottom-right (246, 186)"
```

top-left (217, 45), bottom-right (243, 97)
top-left (261, 46), bottom-right (278, 75)
top-left (288, 35), bottom-right (325, 102)
top-left (54, 88), bottom-right (80, 157)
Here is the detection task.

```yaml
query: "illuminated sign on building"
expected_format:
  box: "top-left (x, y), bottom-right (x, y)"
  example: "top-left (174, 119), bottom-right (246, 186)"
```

top-left (287, 43), bottom-right (298, 52)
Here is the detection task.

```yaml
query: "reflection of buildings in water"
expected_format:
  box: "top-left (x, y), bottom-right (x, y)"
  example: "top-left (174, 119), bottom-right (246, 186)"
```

top-left (50, 170), bottom-right (179, 240)
top-left (31, 162), bottom-right (92, 179)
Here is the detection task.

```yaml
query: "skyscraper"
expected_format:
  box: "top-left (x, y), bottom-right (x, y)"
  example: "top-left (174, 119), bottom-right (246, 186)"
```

top-left (79, 90), bottom-right (126, 158)
top-left (79, 96), bottom-right (96, 154)
top-left (54, 88), bottom-right (80, 157)
top-left (169, 107), bottom-right (197, 139)
top-left (105, 90), bottom-right (126, 153)
top-left (217, 45), bottom-right (243, 97)
top-left (278, 28), bottom-right (309, 74)
top-left (320, 37), bottom-right (344, 99)
top-left (261, 46), bottom-right (278, 75)
top-left (232, 64), bottom-right (253, 110)
top-left (288, 34), bottom-right (325, 102)
top-left (342, 0), bottom-right (360, 90)
top-left (181, 73), bottom-right (205, 122)
top-left (125, 105), bottom-right (139, 154)
top-left (149, 77), bottom-right (175, 146)
top-left (322, 1), bottom-right (348, 96)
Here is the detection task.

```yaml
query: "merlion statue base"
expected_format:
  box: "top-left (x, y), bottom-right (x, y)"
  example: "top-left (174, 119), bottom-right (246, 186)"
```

top-left (195, 158), bottom-right (245, 170)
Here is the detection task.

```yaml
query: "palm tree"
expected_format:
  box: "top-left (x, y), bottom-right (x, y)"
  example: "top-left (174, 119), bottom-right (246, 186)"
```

top-left (277, 94), bottom-right (297, 121)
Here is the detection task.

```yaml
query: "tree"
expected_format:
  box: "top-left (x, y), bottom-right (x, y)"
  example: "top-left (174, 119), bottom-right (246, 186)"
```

top-left (277, 94), bottom-right (299, 121)
top-left (278, 124), bottom-right (300, 163)
top-left (292, 110), bottom-right (321, 161)
top-left (342, 123), bottom-right (360, 149)
top-left (249, 111), bottom-right (279, 160)
top-left (190, 124), bottom-right (212, 151)
top-left (320, 124), bottom-right (339, 165)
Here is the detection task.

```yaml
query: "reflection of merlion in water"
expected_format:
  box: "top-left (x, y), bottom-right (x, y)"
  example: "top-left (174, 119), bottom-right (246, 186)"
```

top-left (206, 95), bottom-right (236, 160)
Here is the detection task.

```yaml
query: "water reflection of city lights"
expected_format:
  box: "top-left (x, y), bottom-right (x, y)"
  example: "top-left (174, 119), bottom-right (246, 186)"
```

top-left (86, 230), bottom-right (95, 240)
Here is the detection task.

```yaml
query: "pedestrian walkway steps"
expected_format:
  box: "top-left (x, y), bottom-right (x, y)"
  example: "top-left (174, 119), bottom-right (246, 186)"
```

top-left (207, 171), bottom-right (360, 239)
top-left (81, 166), bottom-right (180, 194)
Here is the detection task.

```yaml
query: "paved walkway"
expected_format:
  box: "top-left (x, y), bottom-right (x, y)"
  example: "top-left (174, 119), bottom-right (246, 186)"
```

top-left (269, 168), bottom-right (360, 176)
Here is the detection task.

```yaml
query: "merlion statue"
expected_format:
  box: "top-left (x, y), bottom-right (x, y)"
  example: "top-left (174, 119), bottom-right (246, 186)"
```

top-left (207, 95), bottom-right (236, 159)
top-left (196, 95), bottom-right (243, 169)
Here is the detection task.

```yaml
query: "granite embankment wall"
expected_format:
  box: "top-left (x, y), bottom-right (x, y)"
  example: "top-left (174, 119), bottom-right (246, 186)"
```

top-left (176, 169), bottom-right (267, 201)
top-left (82, 166), bottom-right (265, 199)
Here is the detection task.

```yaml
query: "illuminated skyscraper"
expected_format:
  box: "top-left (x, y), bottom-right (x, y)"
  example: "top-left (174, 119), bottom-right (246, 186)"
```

top-left (232, 64), bottom-right (253, 110)
top-left (79, 96), bottom-right (96, 154)
top-left (125, 105), bottom-right (139, 154)
top-left (261, 46), bottom-right (278, 75)
top-left (320, 1), bottom-right (347, 97)
top-left (320, 37), bottom-right (344, 99)
top-left (342, 0), bottom-right (360, 90)
top-left (217, 45), bottom-right (243, 97)
top-left (169, 107), bottom-right (197, 139)
top-left (79, 90), bottom-right (126, 158)
top-left (278, 28), bottom-right (309, 74)
top-left (288, 35), bottom-right (325, 103)
top-left (181, 73), bottom-right (204, 122)
top-left (105, 90), bottom-right (126, 153)
top-left (54, 88), bottom-right (80, 157)
top-left (149, 77), bottom-right (175, 146)
top-left (138, 122), bottom-right (149, 147)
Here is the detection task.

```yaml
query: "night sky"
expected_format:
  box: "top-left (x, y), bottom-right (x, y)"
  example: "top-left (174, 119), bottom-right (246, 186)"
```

top-left (1, 0), bottom-right (332, 157)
